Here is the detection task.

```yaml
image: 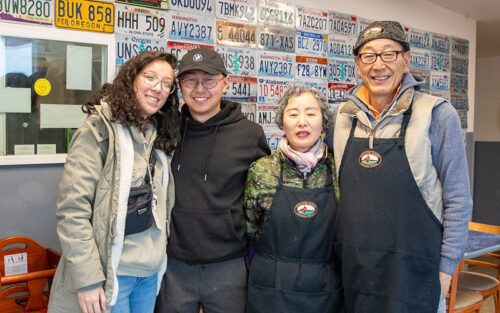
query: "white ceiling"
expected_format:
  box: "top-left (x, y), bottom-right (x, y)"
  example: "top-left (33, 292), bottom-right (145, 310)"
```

top-left (427, 0), bottom-right (500, 58)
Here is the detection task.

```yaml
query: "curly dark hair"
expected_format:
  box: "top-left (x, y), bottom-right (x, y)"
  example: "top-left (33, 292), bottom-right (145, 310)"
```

top-left (83, 51), bottom-right (180, 154)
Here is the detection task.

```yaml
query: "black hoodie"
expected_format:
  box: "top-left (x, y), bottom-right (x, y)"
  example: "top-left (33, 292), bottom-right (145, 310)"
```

top-left (168, 100), bottom-right (270, 263)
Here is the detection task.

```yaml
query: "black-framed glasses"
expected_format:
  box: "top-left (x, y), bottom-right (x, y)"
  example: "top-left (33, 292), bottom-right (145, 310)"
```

top-left (141, 72), bottom-right (176, 94)
top-left (357, 50), bottom-right (404, 64)
top-left (180, 77), bottom-right (223, 89)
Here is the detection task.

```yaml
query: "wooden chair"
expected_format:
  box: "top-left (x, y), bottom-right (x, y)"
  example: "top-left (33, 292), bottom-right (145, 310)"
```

top-left (0, 236), bottom-right (61, 313)
top-left (447, 260), bottom-right (484, 313)
top-left (459, 222), bottom-right (500, 313)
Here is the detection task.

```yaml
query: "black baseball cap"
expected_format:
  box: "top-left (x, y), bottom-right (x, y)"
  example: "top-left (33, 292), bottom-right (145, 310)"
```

top-left (178, 48), bottom-right (227, 77)
top-left (353, 21), bottom-right (410, 55)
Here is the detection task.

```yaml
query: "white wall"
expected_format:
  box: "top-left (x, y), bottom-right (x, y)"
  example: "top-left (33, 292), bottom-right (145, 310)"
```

top-left (474, 56), bottom-right (500, 141)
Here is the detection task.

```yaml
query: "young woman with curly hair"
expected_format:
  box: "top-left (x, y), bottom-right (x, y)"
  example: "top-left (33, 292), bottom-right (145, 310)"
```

top-left (48, 51), bottom-right (180, 313)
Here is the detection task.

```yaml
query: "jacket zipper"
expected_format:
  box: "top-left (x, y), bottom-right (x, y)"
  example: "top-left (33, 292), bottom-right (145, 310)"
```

top-left (303, 172), bottom-right (308, 188)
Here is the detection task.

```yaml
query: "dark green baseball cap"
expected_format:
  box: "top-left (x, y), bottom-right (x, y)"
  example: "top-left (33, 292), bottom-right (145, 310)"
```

top-left (178, 48), bottom-right (227, 77)
top-left (353, 20), bottom-right (410, 55)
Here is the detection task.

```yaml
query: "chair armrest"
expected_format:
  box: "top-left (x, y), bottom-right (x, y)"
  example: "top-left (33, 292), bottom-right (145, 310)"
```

top-left (46, 248), bottom-right (61, 268)
top-left (1, 269), bottom-right (57, 285)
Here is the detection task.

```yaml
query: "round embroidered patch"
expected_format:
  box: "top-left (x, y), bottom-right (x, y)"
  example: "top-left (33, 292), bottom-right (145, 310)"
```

top-left (294, 201), bottom-right (318, 218)
top-left (193, 53), bottom-right (203, 62)
top-left (363, 26), bottom-right (384, 39)
top-left (359, 150), bottom-right (382, 168)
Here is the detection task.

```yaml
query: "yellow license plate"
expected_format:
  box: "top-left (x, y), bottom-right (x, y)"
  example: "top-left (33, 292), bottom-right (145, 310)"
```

top-left (55, 0), bottom-right (114, 33)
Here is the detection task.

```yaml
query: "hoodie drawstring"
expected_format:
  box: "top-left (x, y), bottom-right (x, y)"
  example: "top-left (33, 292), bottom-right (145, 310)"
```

top-left (176, 117), bottom-right (189, 172)
top-left (203, 124), bottom-right (219, 182)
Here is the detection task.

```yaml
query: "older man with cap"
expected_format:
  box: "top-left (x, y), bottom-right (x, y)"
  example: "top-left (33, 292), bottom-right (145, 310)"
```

top-left (154, 48), bottom-right (270, 313)
top-left (328, 21), bottom-right (472, 313)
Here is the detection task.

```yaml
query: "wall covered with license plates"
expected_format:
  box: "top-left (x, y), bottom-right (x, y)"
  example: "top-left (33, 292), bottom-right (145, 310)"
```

top-left (0, 0), bottom-right (472, 153)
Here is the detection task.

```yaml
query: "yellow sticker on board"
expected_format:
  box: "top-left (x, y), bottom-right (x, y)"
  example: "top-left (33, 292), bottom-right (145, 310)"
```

top-left (34, 78), bottom-right (51, 96)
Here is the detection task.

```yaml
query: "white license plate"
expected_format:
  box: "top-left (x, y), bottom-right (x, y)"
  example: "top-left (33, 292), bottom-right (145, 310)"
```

top-left (328, 12), bottom-right (357, 36)
top-left (256, 103), bottom-right (278, 130)
top-left (410, 48), bottom-right (431, 69)
top-left (216, 47), bottom-right (256, 76)
top-left (257, 78), bottom-right (293, 102)
top-left (328, 34), bottom-right (355, 59)
top-left (450, 93), bottom-right (468, 110)
top-left (328, 82), bottom-right (355, 104)
top-left (451, 37), bottom-right (469, 57)
top-left (241, 102), bottom-right (256, 122)
top-left (116, 34), bottom-right (166, 67)
top-left (169, 0), bottom-right (213, 14)
top-left (216, 20), bottom-right (256, 48)
top-left (265, 133), bottom-right (282, 153)
top-left (295, 30), bottom-right (327, 57)
top-left (256, 51), bottom-right (294, 79)
top-left (328, 58), bottom-right (356, 83)
top-left (216, 0), bottom-right (256, 23)
top-left (408, 27), bottom-right (431, 49)
top-left (295, 56), bottom-right (327, 80)
top-left (431, 33), bottom-right (449, 53)
top-left (296, 79), bottom-right (327, 96)
top-left (431, 51), bottom-right (450, 72)
top-left (115, 4), bottom-right (167, 39)
top-left (450, 74), bottom-right (468, 94)
top-left (451, 56), bottom-right (468, 75)
top-left (257, 0), bottom-right (294, 28)
top-left (257, 25), bottom-right (295, 52)
top-left (223, 76), bottom-right (258, 102)
top-left (167, 41), bottom-right (214, 62)
top-left (430, 72), bottom-right (450, 91)
top-left (0, 0), bottom-right (52, 25)
top-left (166, 11), bottom-right (214, 44)
top-left (296, 6), bottom-right (328, 33)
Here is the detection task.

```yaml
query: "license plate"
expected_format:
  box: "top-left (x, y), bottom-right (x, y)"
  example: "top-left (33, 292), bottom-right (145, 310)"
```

top-left (409, 68), bottom-right (430, 91)
top-left (167, 41), bottom-right (213, 62)
top-left (431, 51), bottom-right (450, 72)
top-left (408, 27), bottom-right (431, 49)
top-left (216, 0), bottom-right (256, 24)
top-left (256, 25), bottom-right (294, 52)
top-left (430, 72), bottom-right (450, 91)
top-left (328, 82), bottom-right (355, 104)
top-left (328, 58), bottom-right (356, 83)
top-left (409, 48), bottom-right (431, 70)
top-left (0, 0), bottom-right (52, 25)
top-left (257, 0), bottom-right (294, 28)
top-left (295, 30), bottom-right (327, 57)
top-left (456, 109), bottom-right (467, 129)
top-left (450, 74), bottom-right (468, 94)
top-left (167, 10), bottom-right (214, 44)
top-left (256, 51), bottom-right (294, 79)
top-left (241, 102), bottom-right (256, 122)
top-left (450, 93), bottom-right (468, 110)
top-left (451, 56), bottom-right (468, 75)
top-left (328, 34), bottom-right (355, 59)
top-left (55, 0), bottom-right (114, 33)
top-left (296, 6), bottom-right (328, 33)
top-left (328, 12), bottom-right (357, 36)
top-left (257, 78), bottom-right (293, 102)
top-left (257, 103), bottom-right (279, 131)
top-left (222, 76), bottom-right (257, 102)
top-left (169, 0), bottom-right (213, 14)
top-left (216, 20), bottom-right (256, 48)
top-left (296, 79), bottom-right (327, 96)
top-left (265, 132), bottom-right (283, 153)
top-left (357, 17), bottom-right (373, 36)
top-left (295, 56), bottom-right (327, 80)
top-left (216, 46), bottom-right (256, 76)
top-left (451, 37), bottom-right (469, 57)
top-left (431, 33), bottom-right (449, 53)
top-left (116, 34), bottom-right (166, 67)
top-left (115, 4), bottom-right (167, 38)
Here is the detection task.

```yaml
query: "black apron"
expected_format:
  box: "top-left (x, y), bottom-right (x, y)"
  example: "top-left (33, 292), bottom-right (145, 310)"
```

top-left (335, 107), bottom-right (442, 313)
top-left (247, 158), bottom-right (342, 313)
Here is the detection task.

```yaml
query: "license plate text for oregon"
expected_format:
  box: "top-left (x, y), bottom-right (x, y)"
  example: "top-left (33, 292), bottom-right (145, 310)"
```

top-left (168, 41), bottom-right (213, 61)
top-left (296, 80), bottom-right (327, 96)
top-left (116, 34), bottom-right (165, 66)
top-left (216, 20), bottom-right (256, 48)
top-left (257, 0), bottom-right (294, 28)
top-left (257, 26), bottom-right (294, 52)
top-left (295, 30), bottom-right (327, 57)
top-left (217, 46), bottom-right (256, 76)
top-left (169, 0), bottom-right (213, 14)
top-left (296, 6), bottom-right (328, 33)
top-left (329, 12), bottom-right (357, 36)
top-left (223, 76), bottom-right (257, 102)
top-left (216, 0), bottom-right (256, 24)
top-left (0, 0), bottom-right (52, 25)
top-left (167, 10), bottom-right (214, 44)
top-left (257, 51), bottom-right (293, 79)
top-left (258, 78), bottom-right (293, 102)
top-left (55, 0), bottom-right (114, 33)
top-left (115, 4), bottom-right (167, 38)
top-left (295, 56), bottom-right (327, 80)
top-left (328, 58), bottom-right (356, 83)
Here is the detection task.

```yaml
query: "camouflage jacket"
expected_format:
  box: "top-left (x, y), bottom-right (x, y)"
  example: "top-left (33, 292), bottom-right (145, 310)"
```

top-left (244, 149), bottom-right (339, 244)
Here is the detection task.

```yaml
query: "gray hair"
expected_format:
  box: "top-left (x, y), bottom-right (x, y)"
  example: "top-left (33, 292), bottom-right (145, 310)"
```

top-left (275, 86), bottom-right (333, 133)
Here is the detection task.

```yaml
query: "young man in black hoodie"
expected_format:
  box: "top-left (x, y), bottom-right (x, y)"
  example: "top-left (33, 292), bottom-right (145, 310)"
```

top-left (155, 48), bottom-right (270, 313)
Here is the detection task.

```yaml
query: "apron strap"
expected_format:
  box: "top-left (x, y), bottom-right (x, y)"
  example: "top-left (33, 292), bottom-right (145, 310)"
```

top-left (397, 106), bottom-right (413, 147)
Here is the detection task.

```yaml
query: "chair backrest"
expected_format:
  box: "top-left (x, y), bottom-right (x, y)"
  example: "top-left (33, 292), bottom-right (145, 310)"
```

top-left (469, 222), bottom-right (500, 235)
top-left (0, 236), bottom-right (50, 278)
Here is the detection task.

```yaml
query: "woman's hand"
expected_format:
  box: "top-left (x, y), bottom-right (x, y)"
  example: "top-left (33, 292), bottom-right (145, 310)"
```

top-left (77, 287), bottom-right (106, 313)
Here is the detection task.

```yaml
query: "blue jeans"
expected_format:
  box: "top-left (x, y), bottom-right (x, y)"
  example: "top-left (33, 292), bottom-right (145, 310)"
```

top-left (111, 272), bottom-right (158, 313)
top-left (437, 289), bottom-right (446, 313)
